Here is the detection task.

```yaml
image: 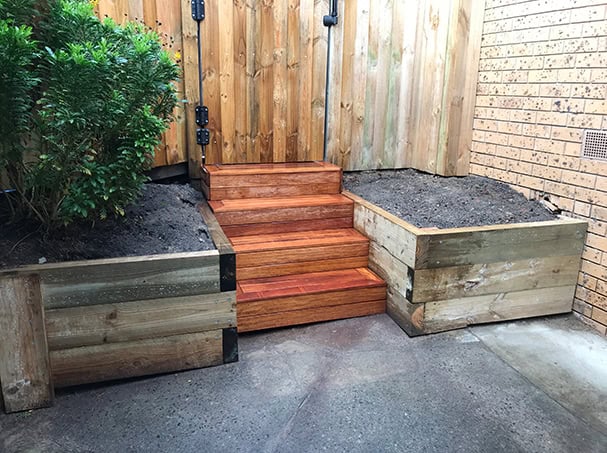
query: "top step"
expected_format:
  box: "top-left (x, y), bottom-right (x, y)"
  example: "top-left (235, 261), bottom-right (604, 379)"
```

top-left (201, 161), bottom-right (342, 200)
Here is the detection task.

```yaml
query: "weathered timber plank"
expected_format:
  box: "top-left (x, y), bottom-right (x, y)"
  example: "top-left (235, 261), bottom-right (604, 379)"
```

top-left (0, 275), bottom-right (53, 412)
top-left (217, 0), bottom-right (236, 163)
top-left (198, 202), bottom-right (233, 254)
top-left (45, 292), bottom-right (236, 351)
top-left (367, 241), bottom-right (411, 300)
top-left (50, 330), bottom-right (223, 388)
top-left (238, 299), bottom-right (386, 333)
top-left (237, 256), bottom-right (369, 280)
top-left (386, 288), bottom-right (426, 337)
top-left (411, 255), bottom-right (581, 303)
top-left (416, 219), bottom-right (587, 269)
top-left (346, 191), bottom-right (419, 268)
top-left (38, 251), bottom-right (220, 309)
top-left (423, 285), bottom-right (577, 334)
top-left (238, 286), bottom-right (386, 318)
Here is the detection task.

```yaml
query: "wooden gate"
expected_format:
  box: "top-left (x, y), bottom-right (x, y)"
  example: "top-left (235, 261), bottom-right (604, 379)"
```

top-left (186, 0), bottom-right (329, 167)
top-left (97, 0), bottom-right (484, 177)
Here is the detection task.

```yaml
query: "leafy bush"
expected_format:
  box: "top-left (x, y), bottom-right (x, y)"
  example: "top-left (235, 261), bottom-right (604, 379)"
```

top-left (0, 0), bottom-right (179, 227)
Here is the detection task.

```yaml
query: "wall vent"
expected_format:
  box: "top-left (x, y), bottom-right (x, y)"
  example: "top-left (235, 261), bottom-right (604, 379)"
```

top-left (581, 129), bottom-right (607, 161)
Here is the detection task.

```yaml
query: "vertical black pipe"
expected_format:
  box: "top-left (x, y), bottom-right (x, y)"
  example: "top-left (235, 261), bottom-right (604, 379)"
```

top-left (196, 19), bottom-right (205, 166)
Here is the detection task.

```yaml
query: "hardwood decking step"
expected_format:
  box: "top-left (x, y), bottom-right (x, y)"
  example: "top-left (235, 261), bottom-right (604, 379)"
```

top-left (237, 268), bottom-right (387, 332)
top-left (209, 195), bottom-right (354, 233)
top-left (202, 161), bottom-right (342, 200)
top-left (232, 228), bottom-right (370, 279)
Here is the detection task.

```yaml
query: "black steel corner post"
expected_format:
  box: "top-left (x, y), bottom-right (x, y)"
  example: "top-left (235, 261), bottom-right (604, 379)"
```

top-left (192, 0), bottom-right (210, 166)
top-left (322, 0), bottom-right (339, 162)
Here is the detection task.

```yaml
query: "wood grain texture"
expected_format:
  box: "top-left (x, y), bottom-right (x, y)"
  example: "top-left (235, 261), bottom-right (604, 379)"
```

top-left (50, 331), bottom-right (223, 388)
top-left (0, 276), bottom-right (53, 412)
top-left (423, 285), bottom-right (577, 333)
top-left (222, 216), bottom-right (353, 237)
top-left (410, 255), bottom-right (581, 303)
top-left (346, 191), bottom-right (419, 268)
top-left (238, 299), bottom-right (385, 332)
top-left (237, 267), bottom-right (384, 303)
top-left (45, 292), bottom-right (236, 351)
top-left (39, 251), bottom-right (220, 309)
top-left (237, 256), bottom-right (368, 280)
top-left (211, 197), bottom-right (353, 226)
top-left (415, 220), bottom-right (587, 269)
top-left (386, 287), bottom-right (426, 337)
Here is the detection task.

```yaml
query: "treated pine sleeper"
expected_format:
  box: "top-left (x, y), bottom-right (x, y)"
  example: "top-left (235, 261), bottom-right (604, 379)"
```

top-left (37, 251), bottom-right (220, 309)
top-left (45, 292), bottom-right (236, 351)
top-left (50, 330), bottom-right (224, 388)
top-left (0, 275), bottom-right (54, 413)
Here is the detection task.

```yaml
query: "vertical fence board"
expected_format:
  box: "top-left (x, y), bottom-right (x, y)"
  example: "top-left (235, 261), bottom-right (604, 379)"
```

top-left (297, 0), bottom-right (315, 161)
top-left (286, 0), bottom-right (302, 161)
top-left (272, 1), bottom-right (288, 162)
top-left (98, 0), bottom-right (483, 176)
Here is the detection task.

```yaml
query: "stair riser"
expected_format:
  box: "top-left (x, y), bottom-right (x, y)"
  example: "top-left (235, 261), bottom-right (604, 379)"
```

top-left (203, 172), bottom-right (341, 200)
top-left (215, 204), bottom-right (354, 226)
top-left (223, 217), bottom-right (353, 237)
top-left (238, 254), bottom-right (369, 280)
top-left (238, 299), bottom-right (386, 333)
top-left (238, 242), bottom-right (368, 267)
top-left (238, 286), bottom-right (386, 317)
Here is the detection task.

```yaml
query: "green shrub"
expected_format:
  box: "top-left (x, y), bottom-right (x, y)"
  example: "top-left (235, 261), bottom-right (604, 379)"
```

top-left (0, 0), bottom-right (179, 227)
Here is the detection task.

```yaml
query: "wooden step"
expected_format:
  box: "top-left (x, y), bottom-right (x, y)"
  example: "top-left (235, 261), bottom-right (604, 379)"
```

top-left (237, 268), bottom-right (386, 332)
top-left (232, 228), bottom-right (369, 279)
top-left (209, 195), bottom-right (354, 232)
top-left (202, 161), bottom-right (341, 200)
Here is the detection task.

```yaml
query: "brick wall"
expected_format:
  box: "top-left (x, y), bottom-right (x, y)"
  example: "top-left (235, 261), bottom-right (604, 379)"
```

top-left (471, 0), bottom-right (607, 335)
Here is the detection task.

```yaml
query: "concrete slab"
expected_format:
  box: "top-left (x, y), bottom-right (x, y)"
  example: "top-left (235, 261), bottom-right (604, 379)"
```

top-left (471, 315), bottom-right (607, 435)
top-left (1, 314), bottom-right (606, 453)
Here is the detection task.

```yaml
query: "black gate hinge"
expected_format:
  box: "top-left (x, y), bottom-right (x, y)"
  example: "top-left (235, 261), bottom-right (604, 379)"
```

top-left (195, 105), bottom-right (209, 126)
top-left (191, 0), bottom-right (205, 21)
top-left (197, 128), bottom-right (210, 146)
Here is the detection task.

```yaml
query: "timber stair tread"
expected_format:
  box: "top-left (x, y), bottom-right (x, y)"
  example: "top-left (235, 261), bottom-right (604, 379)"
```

top-left (203, 161), bottom-right (387, 332)
top-left (231, 228), bottom-right (368, 253)
top-left (237, 268), bottom-right (385, 303)
top-left (204, 161), bottom-right (340, 175)
top-left (209, 194), bottom-right (352, 213)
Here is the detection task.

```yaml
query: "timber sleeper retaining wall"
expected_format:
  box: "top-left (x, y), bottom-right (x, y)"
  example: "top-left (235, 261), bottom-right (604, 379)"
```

top-left (0, 200), bottom-right (236, 413)
top-left (344, 191), bottom-right (588, 336)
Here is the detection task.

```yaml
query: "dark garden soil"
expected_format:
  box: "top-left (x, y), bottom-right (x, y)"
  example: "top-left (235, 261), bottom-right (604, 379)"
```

top-left (0, 183), bottom-right (215, 269)
top-left (343, 169), bottom-right (557, 229)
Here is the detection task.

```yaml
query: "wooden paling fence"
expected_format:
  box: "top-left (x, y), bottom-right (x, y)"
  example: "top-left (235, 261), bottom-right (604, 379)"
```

top-left (97, 0), bottom-right (484, 177)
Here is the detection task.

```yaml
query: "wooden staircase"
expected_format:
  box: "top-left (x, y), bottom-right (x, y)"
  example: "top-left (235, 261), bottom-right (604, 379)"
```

top-left (203, 162), bottom-right (386, 333)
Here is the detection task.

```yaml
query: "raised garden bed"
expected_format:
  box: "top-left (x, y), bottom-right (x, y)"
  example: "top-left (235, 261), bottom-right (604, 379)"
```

top-left (342, 171), bottom-right (587, 336)
top-left (0, 185), bottom-right (236, 413)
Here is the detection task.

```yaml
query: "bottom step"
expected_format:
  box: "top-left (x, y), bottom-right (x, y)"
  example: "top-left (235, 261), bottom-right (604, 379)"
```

top-left (237, 268), bottom-right (386, 333)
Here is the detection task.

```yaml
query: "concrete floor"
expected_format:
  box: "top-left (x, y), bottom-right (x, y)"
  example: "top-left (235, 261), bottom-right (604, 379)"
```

top-left (1, 314), bottom-right (606, 453)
